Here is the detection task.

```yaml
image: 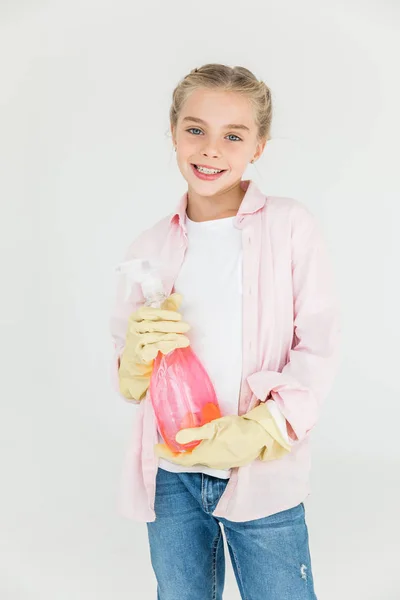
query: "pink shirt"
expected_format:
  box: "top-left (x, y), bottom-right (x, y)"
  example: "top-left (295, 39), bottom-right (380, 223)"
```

top-left (110, 179), bottom-right (341, 522)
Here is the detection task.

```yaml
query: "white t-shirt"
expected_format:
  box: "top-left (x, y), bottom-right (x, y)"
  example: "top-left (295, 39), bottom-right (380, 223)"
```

top-left (157, 214), bottom-right (290, 478)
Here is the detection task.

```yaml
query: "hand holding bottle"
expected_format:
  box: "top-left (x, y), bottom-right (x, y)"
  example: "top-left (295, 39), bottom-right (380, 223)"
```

top-left (118, 293), bottom-right (191, 401)
top-left (115, 257), bottom-right (222, 452)
top-left (154, 403), bottom-right (292, 469)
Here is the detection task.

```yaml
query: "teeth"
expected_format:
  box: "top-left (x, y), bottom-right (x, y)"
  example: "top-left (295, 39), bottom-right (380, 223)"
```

top-left (195, 165), bottom-right (223, 174)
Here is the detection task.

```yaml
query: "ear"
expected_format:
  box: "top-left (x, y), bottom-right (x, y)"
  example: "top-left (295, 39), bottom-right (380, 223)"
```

top-left (170, 124), bottom-right (176, 147)
top-left (254, 138), bottom-right (267, 161)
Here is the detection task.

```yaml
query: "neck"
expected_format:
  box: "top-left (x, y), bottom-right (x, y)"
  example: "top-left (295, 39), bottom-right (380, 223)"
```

top-left (186, 179), bottom-right (247, 222)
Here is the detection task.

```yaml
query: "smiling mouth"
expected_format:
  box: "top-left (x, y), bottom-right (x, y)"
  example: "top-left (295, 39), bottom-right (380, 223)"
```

top-left (192, 164), bottom-right (227, 173)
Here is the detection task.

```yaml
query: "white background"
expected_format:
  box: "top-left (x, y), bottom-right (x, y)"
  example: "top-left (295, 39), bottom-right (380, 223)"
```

top-left (1, 1), bottom-right (399, 598)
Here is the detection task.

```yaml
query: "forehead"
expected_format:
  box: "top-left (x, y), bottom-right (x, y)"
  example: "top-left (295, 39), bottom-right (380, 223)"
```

top-left (179, 88), bottom-right (255, 127)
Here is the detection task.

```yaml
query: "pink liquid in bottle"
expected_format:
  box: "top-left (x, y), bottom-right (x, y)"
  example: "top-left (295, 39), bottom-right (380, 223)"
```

top-left (150, 346), bottom-right (222, 453)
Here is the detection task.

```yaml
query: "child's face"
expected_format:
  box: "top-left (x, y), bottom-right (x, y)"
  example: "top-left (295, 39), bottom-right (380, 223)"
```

top-left (172, 88), bottom-right (266, 195)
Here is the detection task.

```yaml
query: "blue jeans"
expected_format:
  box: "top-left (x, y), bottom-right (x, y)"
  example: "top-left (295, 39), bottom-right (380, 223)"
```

top-left (146, 467), bottom-right (318, 600)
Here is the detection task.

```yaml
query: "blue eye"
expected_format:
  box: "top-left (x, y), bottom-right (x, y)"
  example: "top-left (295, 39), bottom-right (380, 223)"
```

top-left (226, 133), bottom-right (242, 142)
top-left (187, 128), bottom-right (203, 135)
top-left (186, 128), bottom-right (242, 142)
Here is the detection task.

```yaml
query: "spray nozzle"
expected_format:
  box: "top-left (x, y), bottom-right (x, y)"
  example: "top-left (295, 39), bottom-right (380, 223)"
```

top-left (115, 257), bottom-right (166, 305)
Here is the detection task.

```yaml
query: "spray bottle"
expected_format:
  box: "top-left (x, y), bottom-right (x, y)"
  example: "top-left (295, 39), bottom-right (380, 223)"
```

top-left (115, 258), bottom-right (222, 453)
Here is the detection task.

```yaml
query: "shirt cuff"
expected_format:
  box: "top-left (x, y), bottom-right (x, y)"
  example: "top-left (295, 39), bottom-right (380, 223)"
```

top-left (265, 399), bottom-right (294, 445)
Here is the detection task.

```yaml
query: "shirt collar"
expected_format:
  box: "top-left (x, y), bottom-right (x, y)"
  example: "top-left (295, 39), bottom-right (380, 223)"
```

top-left (169, 179), bottom-right (266, 232)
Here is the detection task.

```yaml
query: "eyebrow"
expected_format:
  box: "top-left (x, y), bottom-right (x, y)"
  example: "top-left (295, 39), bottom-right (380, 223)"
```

top-left (182, 116), bottom-right (251, 132)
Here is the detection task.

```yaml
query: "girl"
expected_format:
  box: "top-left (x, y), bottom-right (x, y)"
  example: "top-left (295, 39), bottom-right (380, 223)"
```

top-left (110, 63), bottom-right (340, 600)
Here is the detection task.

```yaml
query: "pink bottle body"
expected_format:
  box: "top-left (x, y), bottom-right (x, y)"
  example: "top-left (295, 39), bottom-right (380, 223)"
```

top-left (150, 346), bottom-right (222, 453)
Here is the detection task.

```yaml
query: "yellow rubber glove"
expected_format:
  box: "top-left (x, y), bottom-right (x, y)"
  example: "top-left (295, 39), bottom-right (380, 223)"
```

top-left (154, 402), bottom-right (292, 469)
top-left (118, 293), bottom-right (191, 401)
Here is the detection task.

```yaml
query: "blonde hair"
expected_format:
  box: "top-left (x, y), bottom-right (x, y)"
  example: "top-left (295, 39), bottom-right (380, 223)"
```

top-left (169, 63), bottom-right (273, 143)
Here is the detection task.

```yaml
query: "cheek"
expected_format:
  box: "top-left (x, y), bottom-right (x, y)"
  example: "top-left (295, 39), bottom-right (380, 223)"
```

top-left (176, 138), bottom-right (196, 159)
top-left (228, 149), bottom-right (251, 169)
top-left (225, 141), bottom-right (251, 159)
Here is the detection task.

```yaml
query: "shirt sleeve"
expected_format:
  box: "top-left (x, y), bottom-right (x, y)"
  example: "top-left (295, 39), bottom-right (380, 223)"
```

top-left (247, 205), bottom-right (341, 443)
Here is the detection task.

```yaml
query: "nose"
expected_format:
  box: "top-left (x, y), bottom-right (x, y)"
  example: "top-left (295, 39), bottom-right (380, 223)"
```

top-left (201, 147), bottom-right (220, 158)
top-left (200, 138), bottom-right (221, 158)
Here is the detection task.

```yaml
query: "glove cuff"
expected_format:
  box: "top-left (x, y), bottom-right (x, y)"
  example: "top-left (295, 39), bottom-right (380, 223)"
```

top-left (243, 403), bottom-right (292, 453)
top-left (118, 354), bottom-right (154, 401)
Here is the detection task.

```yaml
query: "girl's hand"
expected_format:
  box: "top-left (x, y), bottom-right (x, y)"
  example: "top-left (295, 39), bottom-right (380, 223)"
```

top-left (118, 293), bottom-right (191, 400)
top-left (154, 404), bottom-right (291, 470)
